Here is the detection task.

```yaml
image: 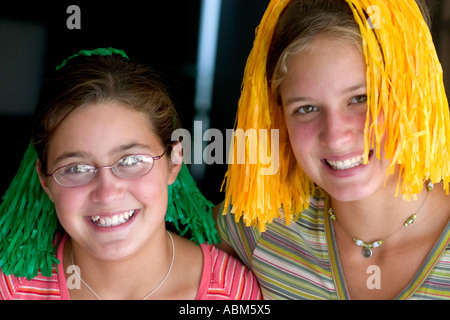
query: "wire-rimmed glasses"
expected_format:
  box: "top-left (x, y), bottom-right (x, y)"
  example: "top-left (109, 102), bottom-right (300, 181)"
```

top-left (46, 152), bottom-right (165, 188)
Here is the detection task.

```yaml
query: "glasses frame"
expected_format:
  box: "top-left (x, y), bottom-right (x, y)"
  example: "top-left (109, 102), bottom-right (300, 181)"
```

top-left (46, 151), bottom-right (166, 188)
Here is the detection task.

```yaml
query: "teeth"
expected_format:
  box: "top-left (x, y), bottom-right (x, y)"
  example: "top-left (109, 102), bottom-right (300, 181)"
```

top-left (90, 210), bottom-right (136, 227)
top-left (326, 155), bottom-right (364, 170)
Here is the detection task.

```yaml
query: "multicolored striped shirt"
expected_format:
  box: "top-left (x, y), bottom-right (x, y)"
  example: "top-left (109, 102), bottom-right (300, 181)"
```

top-left (217, 193), bottom-right (450, 299)
top-left (0, 233), bottom-right (262, 300)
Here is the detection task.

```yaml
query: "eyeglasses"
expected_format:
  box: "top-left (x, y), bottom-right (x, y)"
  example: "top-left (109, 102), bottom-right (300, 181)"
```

top-left (46, 152), bottom-right (165, 188)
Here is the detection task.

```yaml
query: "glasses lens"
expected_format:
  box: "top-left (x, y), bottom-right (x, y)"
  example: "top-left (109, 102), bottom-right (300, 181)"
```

top-left (51, 154), bottom-right (158, 187)
top-left (113, 155), bottom-right (154, 178)
top-left (53, 164), bottom-right (97, 187)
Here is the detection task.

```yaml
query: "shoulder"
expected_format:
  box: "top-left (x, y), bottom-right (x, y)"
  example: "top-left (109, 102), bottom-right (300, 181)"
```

top-left (197, 244), bottom-right (262, 300)
top-left (0, 233), bottom-right (68, 300)
top-left (0, 267), bottom-right (62, 300)
top-left (215, 201), bottom-right (261, 265)
top-left (215, 191), bottom-right (327, 255)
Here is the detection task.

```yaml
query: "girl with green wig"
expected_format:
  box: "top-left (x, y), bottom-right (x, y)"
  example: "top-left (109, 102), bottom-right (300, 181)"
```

top-left (0, 48), bottom-right (261, 300)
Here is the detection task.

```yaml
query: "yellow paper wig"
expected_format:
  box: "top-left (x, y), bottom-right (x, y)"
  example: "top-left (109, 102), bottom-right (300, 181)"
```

top-left (222, 0), bottom-right (450, 232)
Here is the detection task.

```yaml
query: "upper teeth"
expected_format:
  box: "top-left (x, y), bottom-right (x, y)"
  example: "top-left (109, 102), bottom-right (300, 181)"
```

top-left (90, 210), bottom-right (136, 227)
top-left (326, 155), bottom-right (364, 170)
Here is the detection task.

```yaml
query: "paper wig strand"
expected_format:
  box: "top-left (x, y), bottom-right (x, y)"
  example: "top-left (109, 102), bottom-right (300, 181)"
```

top-left (0, 142), bottom-right (59, 279)
top-left (0, 48), bottom-right (219, 280)
top-left (222, 0), bottom-right (449, 232)
top-left (221, 0), bottom-right (316, 232)
top-left (346, 0), bottom-right (450, 198)
top-left (55, 47), bottom-right (129, 70)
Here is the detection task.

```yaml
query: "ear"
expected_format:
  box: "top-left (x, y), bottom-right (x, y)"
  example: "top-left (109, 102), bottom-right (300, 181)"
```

top-left (167, 141), bottom-right (183, 185)
top-left (36, 159), bottom-right (55, 202)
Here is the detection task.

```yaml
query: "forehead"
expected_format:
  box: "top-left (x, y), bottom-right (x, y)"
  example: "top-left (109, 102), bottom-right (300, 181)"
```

top-left (46, 102), bottom-right (162, 163)
top-left (281, 36), bottom-right (366, 96)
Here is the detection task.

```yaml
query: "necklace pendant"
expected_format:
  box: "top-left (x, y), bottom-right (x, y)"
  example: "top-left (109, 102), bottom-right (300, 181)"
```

top-left (362, 247), bottom-right (373, 258)
top-left (353, 238), bottom-right (383, 258)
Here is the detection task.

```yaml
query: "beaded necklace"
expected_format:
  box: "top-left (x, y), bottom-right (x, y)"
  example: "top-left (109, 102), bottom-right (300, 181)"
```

top-left (328, 182), bottom-right (434, 258)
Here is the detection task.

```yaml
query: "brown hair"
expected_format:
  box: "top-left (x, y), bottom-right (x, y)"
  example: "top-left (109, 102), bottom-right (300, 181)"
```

top-left (32, 54), bottom-right (180, 174)
top-left (267, 0), bottom-right (431, 103)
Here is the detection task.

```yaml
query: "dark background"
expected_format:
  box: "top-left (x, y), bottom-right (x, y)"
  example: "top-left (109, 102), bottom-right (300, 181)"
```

top-left (0, 0), bottom-right (270, 205)
top-left (0, 0), bottom-right (449, 205)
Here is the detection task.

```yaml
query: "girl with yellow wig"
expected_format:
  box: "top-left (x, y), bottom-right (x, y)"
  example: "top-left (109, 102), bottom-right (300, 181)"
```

top-left (216, 0), bottom-right (450, 299)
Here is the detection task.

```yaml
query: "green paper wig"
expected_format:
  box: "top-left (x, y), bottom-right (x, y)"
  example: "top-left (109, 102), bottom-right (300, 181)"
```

top-left (0, 48), bottom-right (219, 280)
top-left (0, 143), bottom-right (59, 279)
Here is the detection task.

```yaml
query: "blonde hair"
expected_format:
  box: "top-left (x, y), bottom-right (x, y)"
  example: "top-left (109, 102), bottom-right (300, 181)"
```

top-left (268, 0), bottom-right (430, 100)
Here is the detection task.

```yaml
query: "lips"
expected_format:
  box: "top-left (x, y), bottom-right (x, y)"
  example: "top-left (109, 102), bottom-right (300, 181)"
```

top-left (90, 210), bottom-right (136, 227)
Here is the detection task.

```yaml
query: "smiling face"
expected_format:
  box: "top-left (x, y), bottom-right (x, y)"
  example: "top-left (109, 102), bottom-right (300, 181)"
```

top-left (280, 36), bottom-right (391, 201)
top-left (38, 101), bottom-right (180, 261)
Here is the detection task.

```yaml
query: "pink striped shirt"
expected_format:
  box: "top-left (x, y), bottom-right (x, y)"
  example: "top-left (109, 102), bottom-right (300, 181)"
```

top-left (0, 234), bottom-right (262, 300)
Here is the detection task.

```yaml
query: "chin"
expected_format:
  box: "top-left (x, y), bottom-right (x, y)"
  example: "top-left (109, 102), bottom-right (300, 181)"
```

top-left (319, 163), bottom-right (392, 203)
top-left (100, 246), bottom-right (136, 262)
top-left (321, 181), bottom-right (383, 203)
top-left (84, 235), bottom-right (144, 262)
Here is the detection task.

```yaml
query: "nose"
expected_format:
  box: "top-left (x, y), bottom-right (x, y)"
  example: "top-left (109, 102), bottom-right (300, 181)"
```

top-left (319, 109), bottom-right (355, 150)
top-left (89, 168), bottom-right (125, 204)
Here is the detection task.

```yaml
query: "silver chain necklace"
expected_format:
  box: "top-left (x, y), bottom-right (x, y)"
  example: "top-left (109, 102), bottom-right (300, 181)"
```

top-left (70, 231), bottom-right (175, 300)
top-left (328, 182), bottom-right (433, 258)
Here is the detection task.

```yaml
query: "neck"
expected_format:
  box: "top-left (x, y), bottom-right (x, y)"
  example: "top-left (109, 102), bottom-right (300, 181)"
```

top-left (66, 228), bottom-right (173, 300)
top-left (330, 182), bottom-right (432, 243)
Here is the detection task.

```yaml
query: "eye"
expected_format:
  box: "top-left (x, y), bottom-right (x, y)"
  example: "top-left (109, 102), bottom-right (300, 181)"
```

top-left (350, 95), bottom-right (367, 104)
top-left (118, 155), bottom-right (149, 167)
top-left (64, 164), bottom-right (94, 174)
top-left (296, 105), bottom-right (318, 114)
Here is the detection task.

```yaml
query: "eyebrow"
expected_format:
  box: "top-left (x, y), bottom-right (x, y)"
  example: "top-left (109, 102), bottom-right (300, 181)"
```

top-left (53, 143), bottom-right (154, 165)
top-left (109, 143), bottom-right (154, 156)
top-left (53, 151), bottom-right (91, 166)
top-left (342, 83), bottom-right (366, 94)
top-left (284, 82), bottom-right (367, 106)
